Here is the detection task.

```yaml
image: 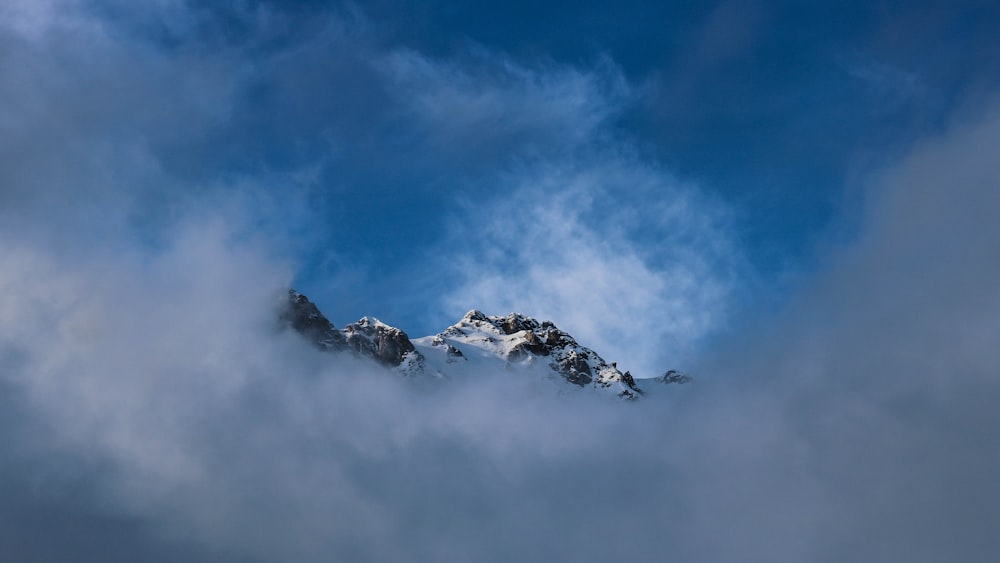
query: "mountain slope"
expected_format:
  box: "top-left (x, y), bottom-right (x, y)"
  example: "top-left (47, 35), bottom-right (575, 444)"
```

top-left (413, 310), bottom-right (644, 398)
top-left (281, 290), bottom-right (664, 398)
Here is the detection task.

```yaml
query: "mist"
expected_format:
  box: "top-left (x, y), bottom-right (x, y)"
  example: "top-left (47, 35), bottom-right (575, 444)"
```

top-left (3, 2), bottom-right (1000, 561)
top-left (3, 103), bottom-right (1000, 561)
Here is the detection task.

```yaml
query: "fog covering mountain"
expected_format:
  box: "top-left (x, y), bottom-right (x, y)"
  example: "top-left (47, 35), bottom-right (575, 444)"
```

top-left (4, 125), bottom-right (1000, 559)
top-left (4, 112), bottom-right (1000, 559)
top-left (2, 2), bottom-right (1000, 562)
top-left (281, 290), bottom-right (658, 397)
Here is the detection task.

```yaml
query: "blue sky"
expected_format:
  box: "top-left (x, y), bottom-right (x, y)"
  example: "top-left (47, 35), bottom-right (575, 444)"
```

top-left (4, 2), bottom-right (1000, 561)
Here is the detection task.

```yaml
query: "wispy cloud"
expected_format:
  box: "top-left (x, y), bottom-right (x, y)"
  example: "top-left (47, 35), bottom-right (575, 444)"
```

top-left (437, 152), bottom-right (738, 377)
top-left (381, 49), bottom-right (630, 157)
top-left (370, 47), bottom-right (738, 374)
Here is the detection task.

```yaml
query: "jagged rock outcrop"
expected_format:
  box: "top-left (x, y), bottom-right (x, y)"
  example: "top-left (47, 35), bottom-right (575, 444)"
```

top-left (342, 317), bottom-right (420, 368)
top-left (430, 336), bottom-right (465, 363)
top-left (281, 291), bottom-right (424, 374)
top-left (661, 369), bottom-right (692, 384)
top-left (280, 290), bottom-right (347, 351)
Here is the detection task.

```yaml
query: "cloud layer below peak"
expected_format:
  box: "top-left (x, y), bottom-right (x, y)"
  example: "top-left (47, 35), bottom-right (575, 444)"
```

top-left (2, 2), bottom-right (1000, 561)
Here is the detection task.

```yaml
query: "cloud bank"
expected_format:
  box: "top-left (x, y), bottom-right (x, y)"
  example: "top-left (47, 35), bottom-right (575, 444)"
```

top-left (3, 97), bottom-right (1000, 561)
top-left (2, 2), bottom-right (1000, 561)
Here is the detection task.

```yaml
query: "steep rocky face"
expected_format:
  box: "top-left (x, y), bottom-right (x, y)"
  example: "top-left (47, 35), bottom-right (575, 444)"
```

top-left (342, 317), bottom-right (420, 368)
top-left (281, 291), bottom-right (424, 374)
top-left (280, 290), bottom-right (347, 351)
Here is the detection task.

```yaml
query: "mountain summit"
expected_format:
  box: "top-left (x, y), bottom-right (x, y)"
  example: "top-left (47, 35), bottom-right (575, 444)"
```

top-left (280, 290), bottom-right (679, 398)
top-left (414, 309), bottom-right (644, 398)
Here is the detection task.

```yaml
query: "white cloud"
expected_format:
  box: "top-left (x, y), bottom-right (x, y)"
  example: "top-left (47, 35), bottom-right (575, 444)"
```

top-left (377, 45), bottom-right (735, 377)
top-left (1, 96), bottom-right (1000, 563)
top-left (381, 48), bottom-right (630, 157)
top-left (439, 153), bottom-right (738, 377)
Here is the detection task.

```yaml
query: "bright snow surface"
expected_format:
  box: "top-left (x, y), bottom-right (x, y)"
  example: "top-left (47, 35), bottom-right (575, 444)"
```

top-left (411, 310), bottom-right (646, 398)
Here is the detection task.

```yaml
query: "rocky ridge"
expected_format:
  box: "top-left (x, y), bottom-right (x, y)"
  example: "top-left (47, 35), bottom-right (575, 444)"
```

top-left (281, 290), bottom-right (425, 375)
top-left (414, 310), bottom-right (645, 398)
top-left (281, 290), bottom-right (683, 398)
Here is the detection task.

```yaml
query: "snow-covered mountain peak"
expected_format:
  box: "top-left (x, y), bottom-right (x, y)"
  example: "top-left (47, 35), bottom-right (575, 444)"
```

top-left (417, 310), bottom-right (644, 398)
top-left (461, 309), bottom-right (488, 322)
top-left (348, 316), bottom-right (392, 330)
top-left (279, 291), bottom-right (423, 373)
top-left (451, 310), bottom-right (551, 338)
top-left (341, 316), bottom-right (423, 371)
top-left (281, 291), bottom-right (653, 399)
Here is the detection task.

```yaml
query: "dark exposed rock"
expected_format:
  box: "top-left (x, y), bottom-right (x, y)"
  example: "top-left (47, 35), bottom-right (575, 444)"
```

top-left (441, 326), bottom-right (467, 338)
top-left (342, 317), bottom-right (419, 367)
top-left (444, 344), bottom-right (464, 362)
top-left (431, 336), bottom-right (465, 363)
top-left (621, 370), bottom-right (643, 394)
top-left (280, 290), bottom-right (347, 351)
top-left (662, 369), bottom-right (692, 384)
top-left (551, 350), bottom-right (593, 386)
top-left (544, 329), bottom-right (565, 346)
top-left (462, 310), bottom-right (489, 323)
top-left (500, 313), bottom-right (540, 335)
top-left (282, 290), bottom-right (423, 372)
top-left (509, 330), bottom-right (548, 358)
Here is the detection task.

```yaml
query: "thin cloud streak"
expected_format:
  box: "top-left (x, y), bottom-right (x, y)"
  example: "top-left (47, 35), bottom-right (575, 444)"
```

top-left (381, 48), bottom-right (630, 157)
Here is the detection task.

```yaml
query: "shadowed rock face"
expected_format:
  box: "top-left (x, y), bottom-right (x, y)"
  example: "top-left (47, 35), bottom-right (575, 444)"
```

top-left (553, 350), bottom-right (593, 385)
top-left (661, 370), bottom-right (692, 384)
top-left (507, 330), bottom-right (549, 359)
top-left (281, 290), bottom-right (423, 371)
top-left (342, 318), bottom-right (417, 367)
top-left (280, 290), bottom-right (347, 351)
top-left (504, 317), bottom-right (596, 386)
top-left (500, 312), bottom-right (539, 335)
top-left (430, 336), bottom-right (465, 363)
